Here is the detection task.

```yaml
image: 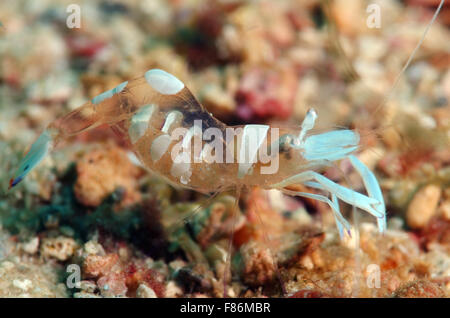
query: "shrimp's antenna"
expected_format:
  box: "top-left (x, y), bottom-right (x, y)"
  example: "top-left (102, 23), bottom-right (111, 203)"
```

top-left (372, 0), bottom-right (446, 118)
top-left (165, 189), bottom-right (223, 237)
top-left (323, 0), bottom-right (445, 133)
top-left (322, 0), bottom-right (360, 83)
top-left (331, 160), bottom-right (362, 297)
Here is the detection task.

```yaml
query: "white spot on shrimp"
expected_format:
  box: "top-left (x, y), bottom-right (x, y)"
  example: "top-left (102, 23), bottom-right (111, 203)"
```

top-left (92, 81), bottom-right (128, 105)
top-left (170, 153), bottom-right (192, 185)
top-left (238, 125), bottom-right (270, 179)
top-left (128, 104), bottom-right (157, 144)
top-left (144, 69), bottom-right (184, 95)
top-left (161, 111), bottom-right (183, 133)
top-left (150, 134), bottom-right (171, 162)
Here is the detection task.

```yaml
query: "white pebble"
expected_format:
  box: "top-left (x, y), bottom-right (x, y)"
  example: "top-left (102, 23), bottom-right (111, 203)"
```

top-left (13, 279), bottom-right (33, 291)
top-left (1, 261), bottom-right (15, 270)
top-left (136, 284), bottom-right (157, 298)
top-left (21, 237), bottom-right (39, 254)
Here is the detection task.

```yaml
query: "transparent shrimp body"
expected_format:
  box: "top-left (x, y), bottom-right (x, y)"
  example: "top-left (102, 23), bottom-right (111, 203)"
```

top-left (9, 69), bottom-right (386, 239)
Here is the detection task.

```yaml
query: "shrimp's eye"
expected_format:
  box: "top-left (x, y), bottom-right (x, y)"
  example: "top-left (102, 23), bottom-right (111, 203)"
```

top-left (271, 134), bottom-right (296, 157)
top-left (278, 134), bottom-right (298, 150)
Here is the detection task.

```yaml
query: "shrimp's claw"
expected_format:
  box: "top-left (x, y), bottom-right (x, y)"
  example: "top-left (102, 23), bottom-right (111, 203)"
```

top-left (348, 155), bottom-right (386, 234)
top-left (8, 177), bottom-right (22, 189)
top-left (274, 155), bottom-right (386, 237)
top-left (9, 129), bottom-right (54, 190)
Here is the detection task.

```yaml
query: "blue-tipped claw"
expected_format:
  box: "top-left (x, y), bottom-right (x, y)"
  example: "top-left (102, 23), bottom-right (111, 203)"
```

top-left (8, 129), bottom-right (53, 190)
top-left (8, 176), bottom-right (23, 189)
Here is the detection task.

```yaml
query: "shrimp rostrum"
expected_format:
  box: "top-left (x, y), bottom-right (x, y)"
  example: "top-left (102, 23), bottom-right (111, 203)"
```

top-left (9, 69), bottom-right (386, 238)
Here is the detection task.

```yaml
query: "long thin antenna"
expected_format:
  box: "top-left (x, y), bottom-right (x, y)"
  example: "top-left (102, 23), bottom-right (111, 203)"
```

top-left (322, 0), bottom-right (360, 83)
top-left (332, 160), bottom-right (362, 297)
top-left (372, 0), bottom-right (446, 117)
top-left (323, 0), bottom-right (445, 125)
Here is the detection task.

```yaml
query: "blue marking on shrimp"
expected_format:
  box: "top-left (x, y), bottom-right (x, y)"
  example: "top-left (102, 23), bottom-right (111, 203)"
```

top-left (92, 81), bottom-right (128, 105)
top-left (302, 130), bottom-right (360, 161)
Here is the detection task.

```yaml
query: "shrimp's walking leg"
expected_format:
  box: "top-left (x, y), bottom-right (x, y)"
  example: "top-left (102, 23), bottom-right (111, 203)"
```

top-left (273, 171), bottom-right (383, 218)
top-left (282, 188), bottom-right (351, 238)
top-left (272, 164), bottom-right (386, 234)
top-left (301, 182), bottom-right (353, 237)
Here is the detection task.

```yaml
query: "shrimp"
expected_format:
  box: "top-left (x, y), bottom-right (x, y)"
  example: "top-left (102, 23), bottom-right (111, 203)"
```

top-left (9, 68), bottom-right (384, 238)
top-left (8, 0), bottom-right (445, 242)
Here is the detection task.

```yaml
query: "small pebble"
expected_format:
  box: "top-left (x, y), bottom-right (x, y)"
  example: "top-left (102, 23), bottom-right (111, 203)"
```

top-left (438, 199), bottom-right (450, 221)
top-left (300, 256), bottom-right (314, 270)
top-left (21, 237), bottom-right (39, 254)
top-left (1, 261), bottom-right (15, 270)
top-left (388, 217), bottom-right (404, 230)
top-left (79, 280), bottom-right (97, 293)
top-left (136, 284), bottom-right (157, 298)
top-left (406, 184), bottom-right (442, 229)
top-left (393, 280), bottom-right (445, 298)
top-left (40, 237), bottom-right (77, 261)
top-left (84, 240), bottom-right (105, 256)
top-left (165, 281), bottom-right (183, 298)
top-left (73, 292), bottom-right (102, 298)
top-left (13, 279), bottom-right (33, 291)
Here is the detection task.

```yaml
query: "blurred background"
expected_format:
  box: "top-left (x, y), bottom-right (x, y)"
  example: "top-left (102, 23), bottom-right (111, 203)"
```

top-left (0, 0), bottom-right (449, 298)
